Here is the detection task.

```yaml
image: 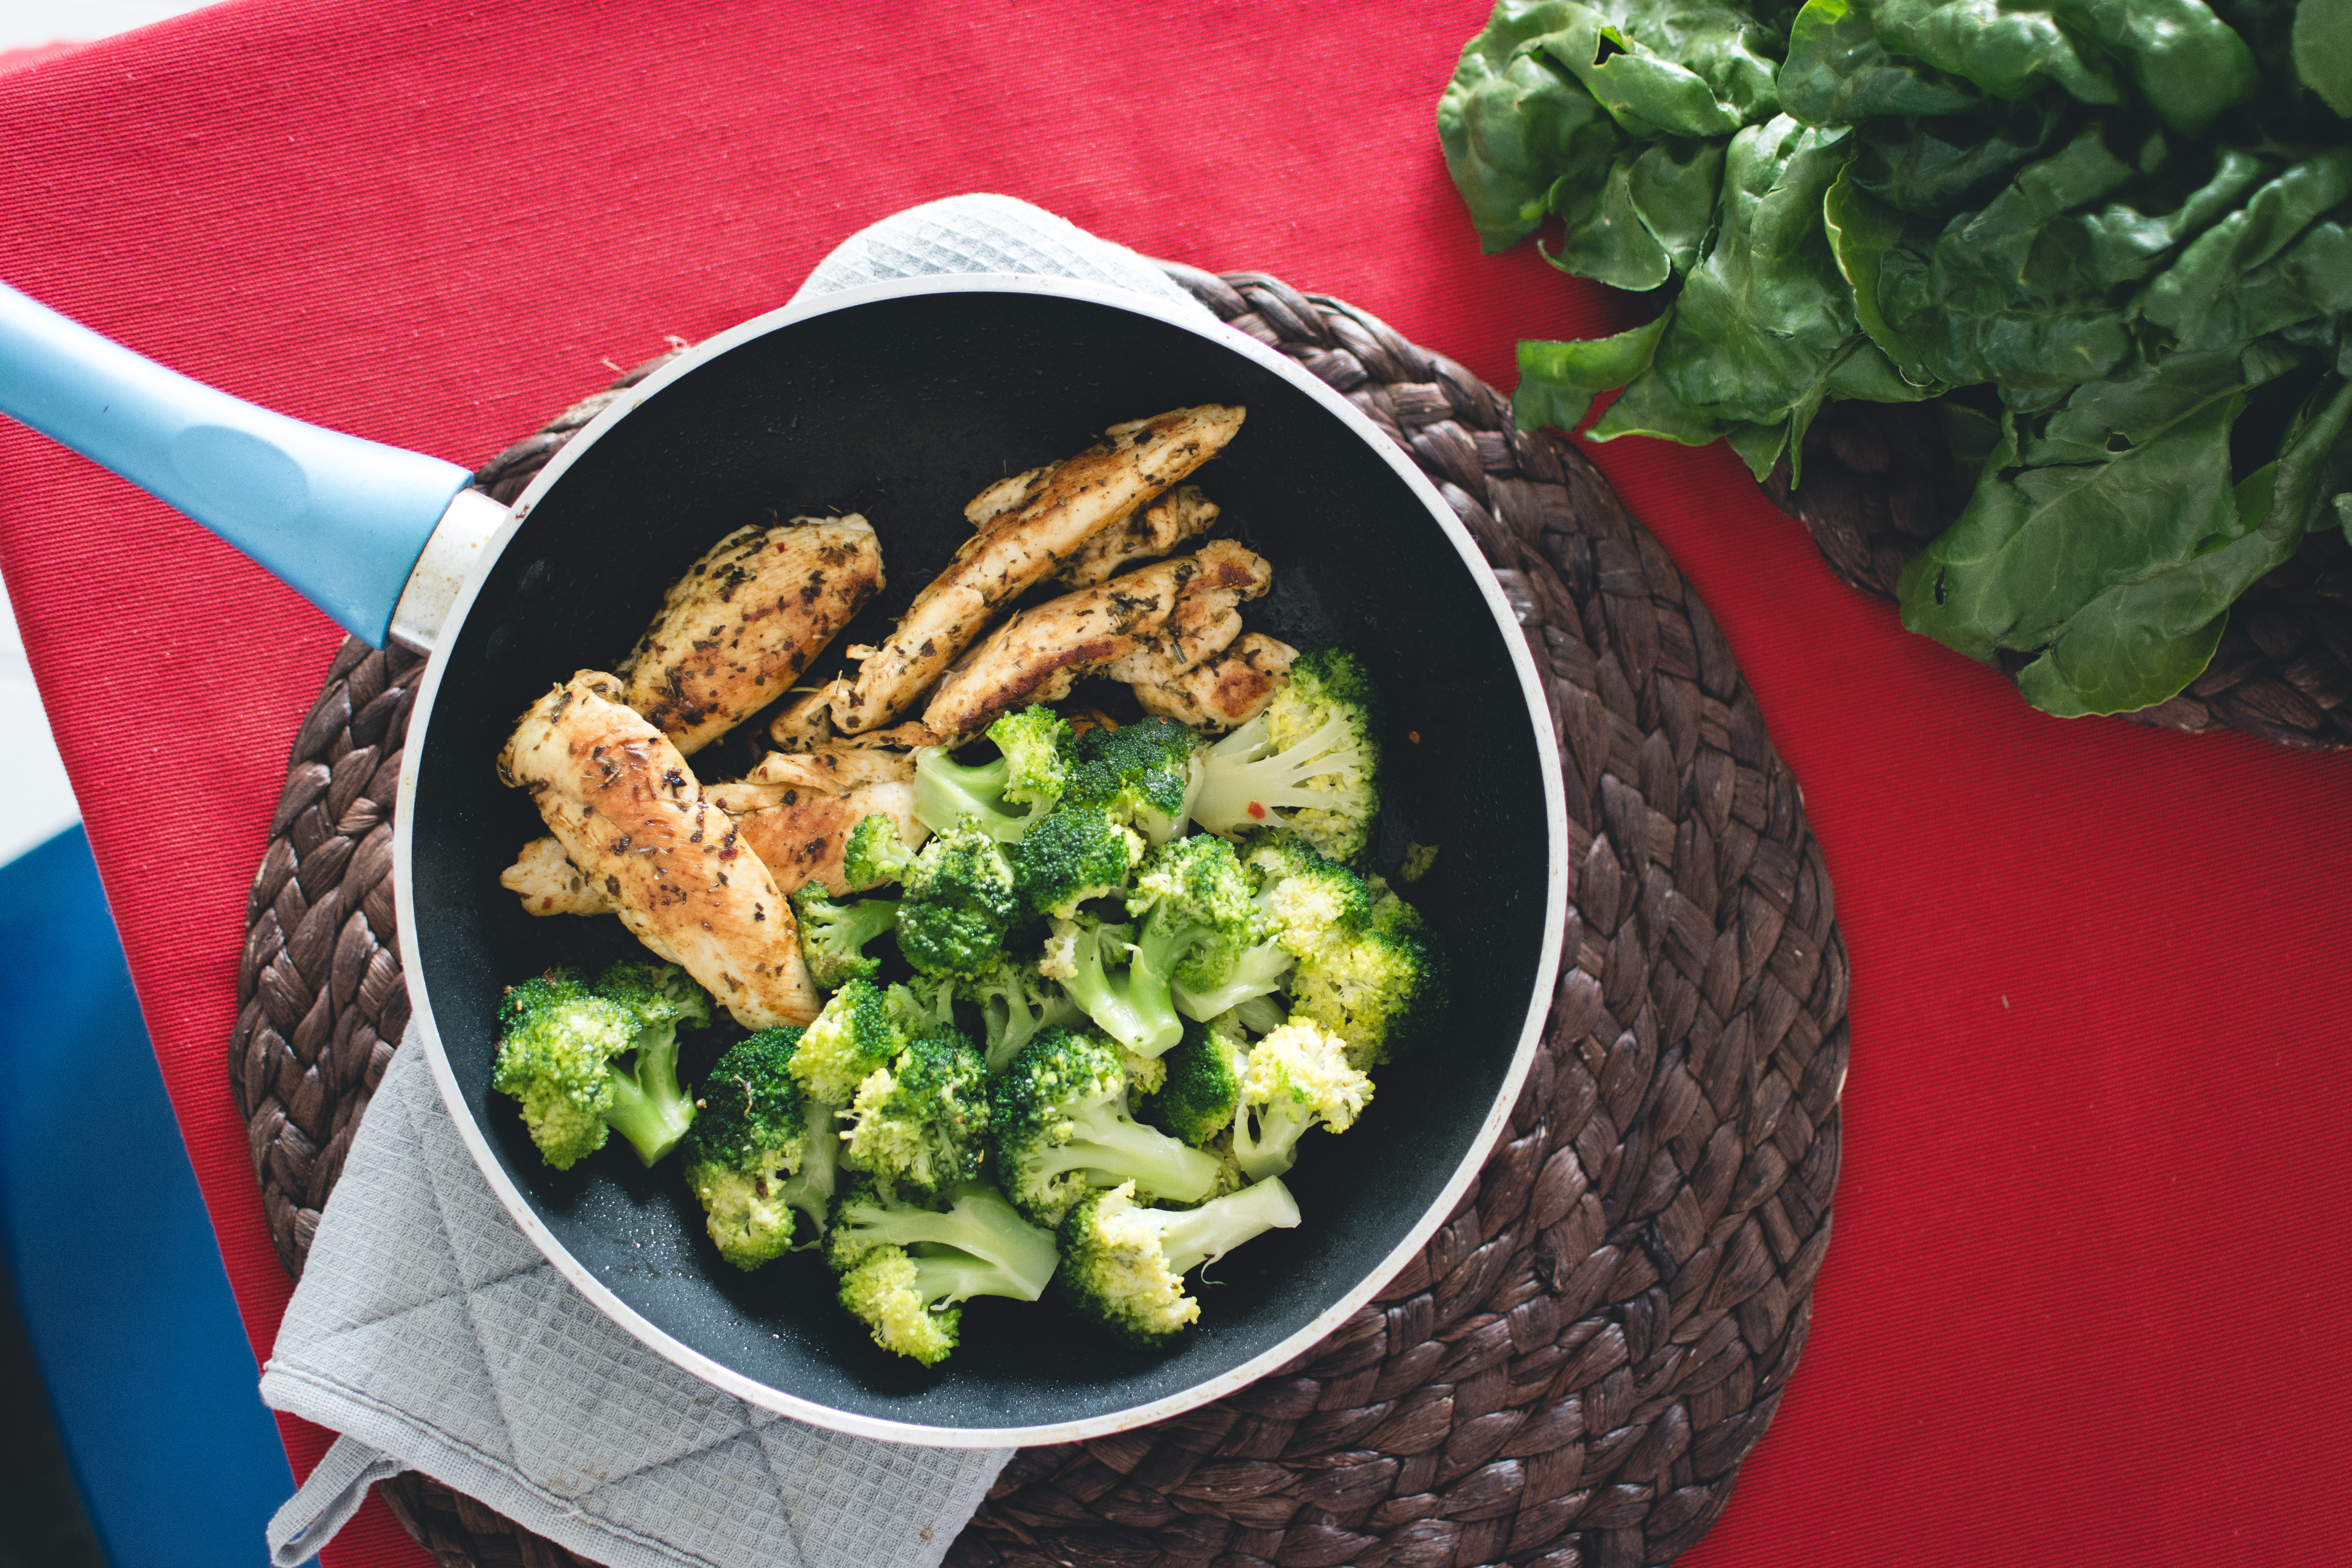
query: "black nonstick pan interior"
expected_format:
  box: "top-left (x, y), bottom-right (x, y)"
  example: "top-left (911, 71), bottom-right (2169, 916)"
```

top-left (406, 283), bottom-right (1558, 1438)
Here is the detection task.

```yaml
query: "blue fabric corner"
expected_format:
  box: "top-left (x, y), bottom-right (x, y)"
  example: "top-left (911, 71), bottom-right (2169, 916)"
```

top-left (0, 825), bottom-right (295, 1566)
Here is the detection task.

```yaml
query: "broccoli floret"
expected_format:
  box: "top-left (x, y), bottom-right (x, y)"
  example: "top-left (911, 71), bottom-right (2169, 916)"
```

top-left (1062, 718), bottom-right (1204, 845)
top-left (840, 1030), bottom-right (993, 1198)
top-left (991, 1028), bottom-right (1225, 1226)
top-left (1131, 835), bottom-right (1283, 1026)
top-left (1170, 935), bottom-right (1294, 1020)
top-left (896, 824), bottom-right (1020, 978)
top-left (887, 978), bottom-right (960, 1038)
top-left (1040, 914), bottom-right (1185, 1059)
top-left (1047, 836), bottom-right (1270, 1055)
top-left (1056, 1178), bottom-right (1300, 1348)
top-left (1192, 648), bottom-right (1381, 864)
top-left (1231, 1020), bottom-right (1373, 1180)
top-left (836, 1249), bottom-right (962, 1366)
top-left (789, 978), bottom-right (902, 1105)
top-left (1007, 804), bottom-right (1146, 920)
top-left (911, 705), bottom-right (1074, 842)
top-left (826, 1175), bottom-right (1058, 1291)
top-left (1244, 833), bottom-right (1372, 958)
top-left (490, 964), bottom-right (708, 1170)
top-left (842, 813), bottom-right (918, 890)
top-left (790, 887), bottom-right (901, 991)
top-left (681, 1028), bottom-right (837, 1270)
top-left (1146, 1016), bottom-right (1247, 1145)
top-left (1290, 920), bottom-right (1450, 1071)
top-left (956, 956), bottom-right (1083, 1073)
top-left (829, 1176), bottom-right (1061, 1367)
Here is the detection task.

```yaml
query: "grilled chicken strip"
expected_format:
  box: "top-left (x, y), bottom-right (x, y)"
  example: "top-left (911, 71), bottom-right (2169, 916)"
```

top-left (922, 540), bottom-right (1272, 739)
top-left (1056, 485), bottom-right (1220, 588)
top-left (1129, 632), bottom-right (1298, 731)
top-left (500, 834), bottom-right (617, 915)
top-left (615, 515), bottom-right (883, 755)
top-left (503, 738), bottom-right (927, 914)
top-left (768, 678), bottom-right (943, 753)
top-left (833, 404), bottom-right (1245, 733)
top-left (498, 671), bottom-right (820, 1028)
top-left (965, 465), bottom-right (1057, 528)
top-left (703, 746), bottom-right (927, 896)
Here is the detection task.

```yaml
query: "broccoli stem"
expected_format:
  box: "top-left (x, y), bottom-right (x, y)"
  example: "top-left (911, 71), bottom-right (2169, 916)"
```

top-left (1171, 938), bottom-right (1295, 1022)
top-left (1191, 710), bottom-right (1362, 834)
top-left (824, 897), bottom-right (901, 954)
top-left (914, 752), bottom-right (1045, 842)
top-left (907, 1250), bottom-right (1029, 1308)
top-left (839, 1185), bottom-right (1059, 1300)
top-left (1158, 1176), bottom-right (1301, 1275)
top-left (602, 1032), bottom-right (697, 1165)
top-left (1066, 920), bottom-right (1188, 1058)
top-left (1030, 1100), bottom-right (1222, 1205)
top-left (774, 1105), bottom-right (841, 1236)
top-left (1232, 1098), bottom-right (1314, 1181)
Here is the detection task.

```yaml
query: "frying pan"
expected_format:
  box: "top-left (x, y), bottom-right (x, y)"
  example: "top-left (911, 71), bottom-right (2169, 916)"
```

top-left (0, 271), bottom-right (1568, 1444)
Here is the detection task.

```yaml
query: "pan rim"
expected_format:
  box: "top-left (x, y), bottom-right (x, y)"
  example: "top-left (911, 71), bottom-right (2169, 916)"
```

top-left (392, 270), bottom-right (1569, 1447)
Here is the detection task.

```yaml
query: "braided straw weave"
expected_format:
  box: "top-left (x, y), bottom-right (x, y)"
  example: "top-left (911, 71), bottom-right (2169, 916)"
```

top-left (232, 268), bottom-right (1847, 1568)
top-left (1761, 398), bottom-right (2352, 751)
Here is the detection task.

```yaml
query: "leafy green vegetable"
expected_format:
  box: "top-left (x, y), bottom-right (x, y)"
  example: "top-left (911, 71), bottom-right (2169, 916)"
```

top-left (1445, 0), bottom-right (2352, 719)
top-left (2297, 0), bottom-right (2352, 118)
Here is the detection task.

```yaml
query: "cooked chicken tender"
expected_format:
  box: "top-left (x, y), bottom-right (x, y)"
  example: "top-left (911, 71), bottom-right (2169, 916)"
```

top-left (702, 746), bottom-right (928, 896)
top-left (1129, 633), bottom-right (1298, 731)
top-left (615, 516), bottom-right (883, 755)
top-left (922, 540), bottom-right (1272, 739)
top-left (767, 679), bottom-right (942, 754)
top-left (497, 671), bottom-right (820, 1028)
top-left (1056, 485), bottom-right (1220, 588)
top-left (833, 404), bottom-right (1245, 733)
top-left (965, 465), bottom-right (1058, 528)
top-left (500, 834), bottom-right (617, 916)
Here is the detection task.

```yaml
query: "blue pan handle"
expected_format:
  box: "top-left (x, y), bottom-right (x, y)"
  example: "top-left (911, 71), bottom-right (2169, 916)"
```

top-left (0, 280), bottom-right (476, 647)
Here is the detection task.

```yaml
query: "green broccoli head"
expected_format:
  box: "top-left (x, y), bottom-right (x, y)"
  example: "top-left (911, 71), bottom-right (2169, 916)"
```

top-left (988, 705), bottom-right (1076, 808)
top-left (1008, 804), bottom-right (1146, 920)
top-left (829, 1174), bottom-right (1063, 1367)
top-left (1130, 834), bottom-right (1277, 1011)
top-left (1056, 1177), bottom-right (1301, 1349)
top-left (911, 705), bottom-right (1075, 843)
top-left (1037, 913), bottom-right (1185, 1058)
top-left (896, 824), bottom-right (1020, 978)
top-left (955, 955), bottom-right (1083, 1073)
top-left (790, 887), bottom-right (901, 991)
top-left (1244, 832), bottom-right (1373, 960)
top-left (491, 964), bottom-right (708, 1171)
top-left (1062, 718), bottom-right (1204, 845)
top-left (1146, 1015), bottom-right (1247, 1146)
top-left (593, 960), bottom-right (717, 1037)
top-left (682, 1027), bottom-right (835, 1270)
top-left (1231, 1019), bottom-right (1374, 1180)
top-left (1036, 833), bottom-right (1274, 1051)
top-left (1289, 917), bottom-right (1450, 1071)
top-left (840, 1030), bottom-right (993, 1198)
top-left (788, 978), bottom-right (902, 1105)
top-left (491, 970), bottom-right (632, 1170)
top-left (1192, 647), bottom-right (1381, 864)
top-left (836, 1246), bottom-right (964, 1367)
top-left (990, 1027), bottom-right (1225, 1227)
top-left (841, 813), bottom-right (919, 891)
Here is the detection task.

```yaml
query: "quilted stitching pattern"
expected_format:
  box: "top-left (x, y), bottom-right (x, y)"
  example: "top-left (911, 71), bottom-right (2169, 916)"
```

top-left (261, 1040), bottom-right (1007, 1568)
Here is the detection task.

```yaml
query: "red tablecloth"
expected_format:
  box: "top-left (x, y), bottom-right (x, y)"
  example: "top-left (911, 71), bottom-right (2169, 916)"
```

top-left (4, 4), bottom-right (2348, 1565)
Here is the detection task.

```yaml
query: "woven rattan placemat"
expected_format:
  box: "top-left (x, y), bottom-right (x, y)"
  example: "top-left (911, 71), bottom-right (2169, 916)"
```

top-left (230, 267), bottom-right (1847, 1568)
